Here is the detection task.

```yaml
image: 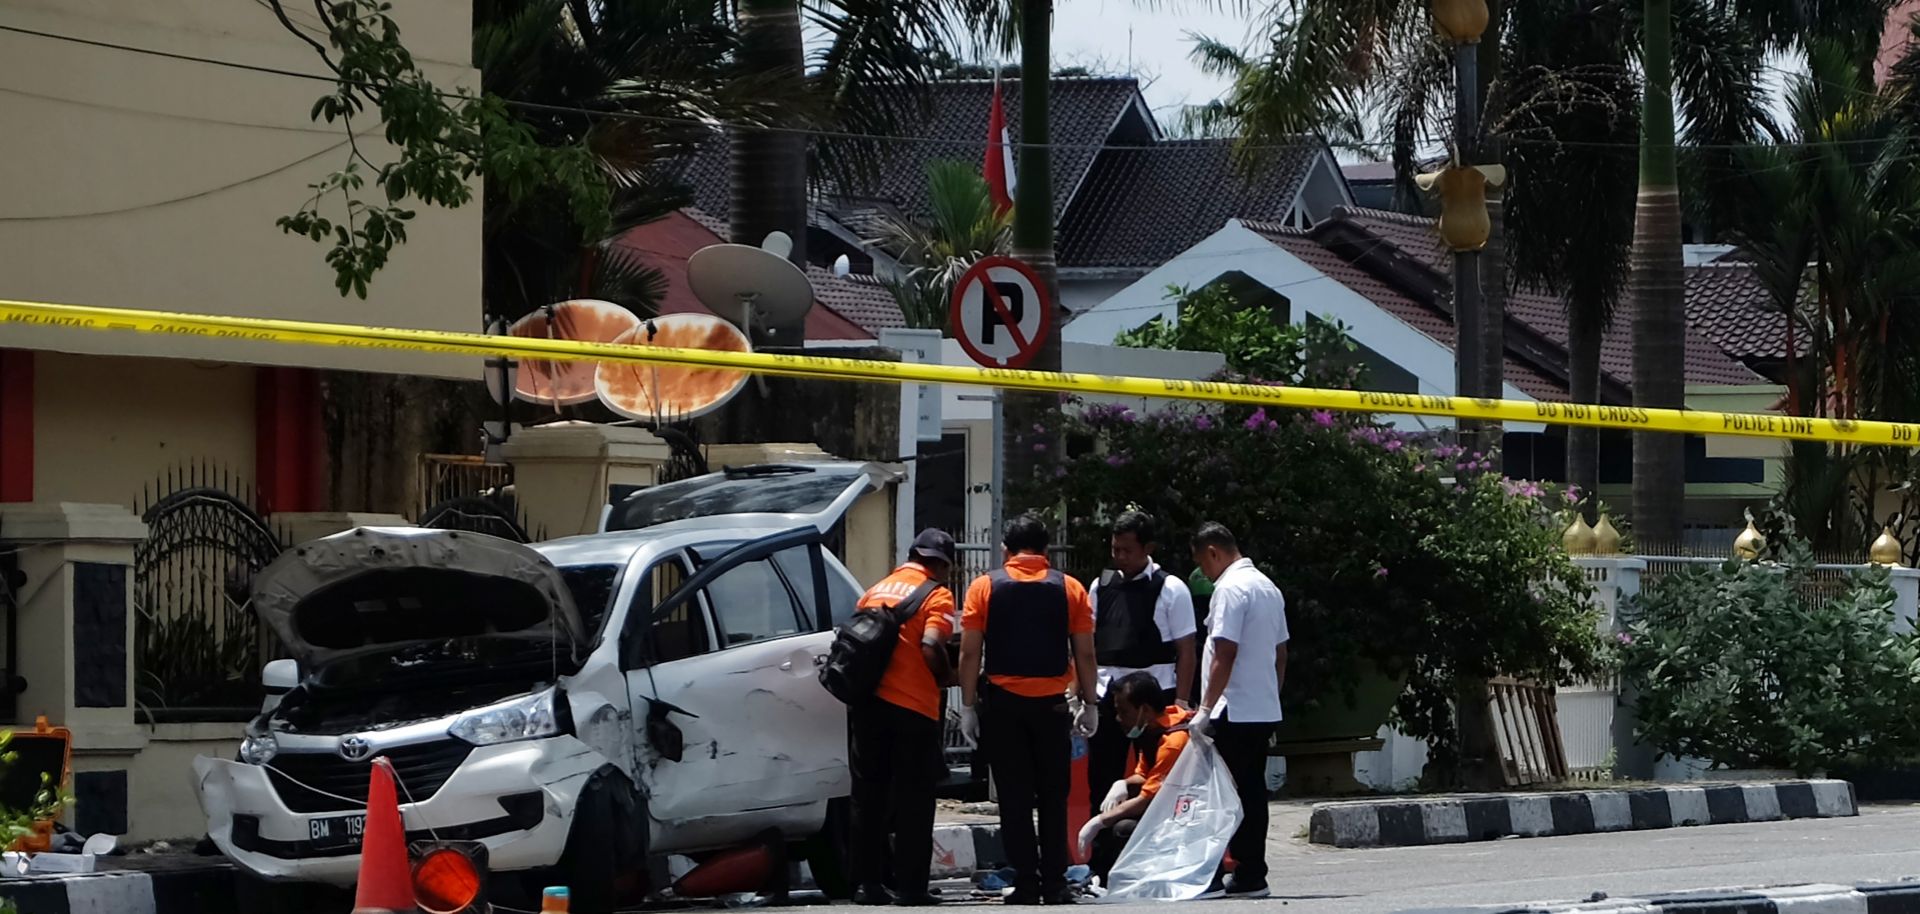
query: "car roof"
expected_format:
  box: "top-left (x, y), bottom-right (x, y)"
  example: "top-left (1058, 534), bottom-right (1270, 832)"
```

top-left (533, 519), bottom-right (804, 567)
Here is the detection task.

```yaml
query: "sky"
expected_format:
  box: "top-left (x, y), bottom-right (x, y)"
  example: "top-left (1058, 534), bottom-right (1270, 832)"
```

top-left (1049, 0), bottom-right (1250, 121)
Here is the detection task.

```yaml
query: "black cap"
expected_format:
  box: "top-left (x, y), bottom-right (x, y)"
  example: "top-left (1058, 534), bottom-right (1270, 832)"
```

top-left (909, 528), bottom-right (957, 565)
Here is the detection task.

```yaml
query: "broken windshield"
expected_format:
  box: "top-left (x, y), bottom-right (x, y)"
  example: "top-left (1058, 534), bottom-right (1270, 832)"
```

top-left (606, 466), bottom-right (866, 531)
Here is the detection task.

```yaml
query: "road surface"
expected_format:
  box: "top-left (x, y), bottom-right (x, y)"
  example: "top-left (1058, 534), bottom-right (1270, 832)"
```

top-left (828, 803), bottom-right (1920, 914)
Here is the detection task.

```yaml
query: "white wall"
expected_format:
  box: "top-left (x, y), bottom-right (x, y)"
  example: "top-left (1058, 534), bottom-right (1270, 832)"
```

top-left (0, 0), bottom-right (482, 379)
top-left (1066, 221), bottom-right (1544, 433)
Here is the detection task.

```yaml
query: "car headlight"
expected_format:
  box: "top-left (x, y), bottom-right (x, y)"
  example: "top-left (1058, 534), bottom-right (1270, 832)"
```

top-left (447, 689), bottom-right (562, 746)
top-left (239, 733), bottom-right (279, 766)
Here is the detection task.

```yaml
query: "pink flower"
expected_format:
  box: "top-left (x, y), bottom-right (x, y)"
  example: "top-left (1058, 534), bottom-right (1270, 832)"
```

top-left (1374, 567), bottom-right (1389, 578)
top-left (1193, 415), bottom-right (1214, 431)
top-left (1311, 410), bottom-right (1335, 428)
top-left (1245, 408), bottom-right (1269, 430)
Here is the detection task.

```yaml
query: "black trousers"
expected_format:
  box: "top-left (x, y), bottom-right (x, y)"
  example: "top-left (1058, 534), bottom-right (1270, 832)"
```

top-left (983, 683), bottom-right (1071, 895)
top-left (1085, 689), bottom-right (1127, 817)
top-left (849, 699), bottom-right (943, 896)
top-left (1212, 716), bottom-right (1275, 884)
top-left (1086, 817), bottom-right (1138, 884)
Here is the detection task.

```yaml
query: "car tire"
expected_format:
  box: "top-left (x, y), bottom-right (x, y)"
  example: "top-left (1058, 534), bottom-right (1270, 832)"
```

top-left (234, 873), bottom-right (348, 914)
top-left (797, 795), bottom-right (853, 900)
top-left (546, 767), bottom-right (645, 914)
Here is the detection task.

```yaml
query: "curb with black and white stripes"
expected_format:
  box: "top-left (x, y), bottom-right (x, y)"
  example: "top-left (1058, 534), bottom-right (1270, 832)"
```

top-left (1311, 779), bottom-right (1856, 849)
top-left (1396, 880), bottom-right (1920, 914)
top-left (0, 863), bottom-right (233, 914)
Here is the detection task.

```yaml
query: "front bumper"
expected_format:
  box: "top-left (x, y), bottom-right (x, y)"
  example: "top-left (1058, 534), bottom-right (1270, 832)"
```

top-left (194, 736), bottom-right (604, 886)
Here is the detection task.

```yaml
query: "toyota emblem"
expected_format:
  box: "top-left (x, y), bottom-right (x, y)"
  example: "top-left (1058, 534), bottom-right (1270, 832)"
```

top-left (338, 736), bottom-right (373, 761)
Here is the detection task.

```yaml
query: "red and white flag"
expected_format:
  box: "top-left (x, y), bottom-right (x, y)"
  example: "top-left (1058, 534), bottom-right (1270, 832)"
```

top-left (984, 73), bottom-right (1016, 216)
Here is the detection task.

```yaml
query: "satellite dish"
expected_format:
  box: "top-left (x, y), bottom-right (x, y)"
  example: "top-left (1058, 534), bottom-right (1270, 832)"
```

top-left (687, 243), bottom-right (816, 331)
top-left (502, 299), bottom-right (641, 406)
top-left (761, 231), bottom-right (794, 259)
top-left (833, 254), bottom-right (852, 278)
top-left (594, 313), bottom-right (752, 421)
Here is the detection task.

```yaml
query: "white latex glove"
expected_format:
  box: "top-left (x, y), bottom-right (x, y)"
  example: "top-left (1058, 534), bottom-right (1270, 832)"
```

top-left (1189, 704), bottom-right (1211, 736)
top-left (1072, 699), bottom-right (1099, 738)
top-left (1077, 816), bottom-right (1108, 858)
top-left (959, 704), bottom-right (981, 742)
top-left (1099, 780), bottom-right (1131, 813)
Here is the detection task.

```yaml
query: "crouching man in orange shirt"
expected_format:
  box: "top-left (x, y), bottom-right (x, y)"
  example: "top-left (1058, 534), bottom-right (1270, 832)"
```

top-left (1075, 671), bottom-right (1194, 885)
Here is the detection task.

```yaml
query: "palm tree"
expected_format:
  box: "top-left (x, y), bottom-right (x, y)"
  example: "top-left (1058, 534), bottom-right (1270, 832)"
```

top-left (1719, 40), bottom-right (1920, 549)
top-left (474, 0), bottom-right (799, 324)
top-left (870, 161), bottom-right (1013, 331)
top-left (1629, 0), bottom-right (1895, 547)
top-left (1197, 0), bottom-right (1885, 527)
top-left (727, 0), bottom-right (973, 282)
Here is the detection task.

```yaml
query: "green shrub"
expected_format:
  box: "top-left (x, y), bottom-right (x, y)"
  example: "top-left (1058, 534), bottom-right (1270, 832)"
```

top-left (1619, 533), bottom-right (1920, 774)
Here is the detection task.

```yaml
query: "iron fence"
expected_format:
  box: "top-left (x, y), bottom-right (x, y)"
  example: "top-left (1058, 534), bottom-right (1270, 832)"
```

top-left (416, 454), bottom-right (512, 520)
top-left (133, 463), bottom-right (284, 723)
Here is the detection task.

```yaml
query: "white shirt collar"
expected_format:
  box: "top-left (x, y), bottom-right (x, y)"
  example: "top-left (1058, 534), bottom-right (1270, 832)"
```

top-left (1219, 557), bottom-right (1256, 580)
top-left (1128, 558), bottom-right (1161, 581)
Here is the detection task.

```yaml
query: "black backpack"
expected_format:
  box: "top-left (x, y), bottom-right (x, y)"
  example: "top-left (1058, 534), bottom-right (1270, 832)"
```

top-left (819, 581), bottom-right (940, 705)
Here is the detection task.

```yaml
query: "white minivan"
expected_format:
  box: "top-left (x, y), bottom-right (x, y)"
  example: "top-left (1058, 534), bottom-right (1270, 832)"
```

top-left (194, 463), bottom-right (890, 912)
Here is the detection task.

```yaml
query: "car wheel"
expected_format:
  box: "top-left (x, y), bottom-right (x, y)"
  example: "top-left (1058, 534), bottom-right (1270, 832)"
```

top-left (234, 873), bottom-right (348, 914)
top-left (547, 767), bottom-right (645, 914)
top-left (797, 796), bottom-right (853, 900)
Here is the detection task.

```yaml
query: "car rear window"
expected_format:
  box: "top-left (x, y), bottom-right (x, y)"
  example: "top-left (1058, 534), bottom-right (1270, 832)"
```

top-left (606, 468), bottom-right (863, 531)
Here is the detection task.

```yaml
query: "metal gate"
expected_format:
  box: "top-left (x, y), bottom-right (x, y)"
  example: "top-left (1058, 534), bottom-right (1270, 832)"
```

top-left (134, 467), bottom-right (284, 722)
top-left (419, 496), bottom-right (535, 543)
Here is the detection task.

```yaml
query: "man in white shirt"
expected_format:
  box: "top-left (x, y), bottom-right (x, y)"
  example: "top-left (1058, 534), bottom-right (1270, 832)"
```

top-left (1085, 511), bottom-right (1196, 819)
top-left (1190, 521), bottom-right (1288, 899)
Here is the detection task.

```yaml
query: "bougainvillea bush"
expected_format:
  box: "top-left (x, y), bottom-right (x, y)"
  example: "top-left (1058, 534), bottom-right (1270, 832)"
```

top-left (1018, 298), bottom-right (1607, 776)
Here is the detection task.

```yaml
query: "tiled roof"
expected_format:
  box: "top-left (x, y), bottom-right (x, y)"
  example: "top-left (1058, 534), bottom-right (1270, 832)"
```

top-left (809, 268), bottom-right (906, 333)
top-left (1336, 206), bottom-right (1448, 272)
top-left (1239, 210), bottom-right (1767, 400)
top-left (1056, 139), bottom-right (1325, 269)
top-left (655, 208), bottom-right (905, 337)
top-left (674, 77), bottom-right (1147, 226)
top-left (1241, 220), bottom-right (1570, 402)
top-left (1332, 206), bottom-right (1765, 387)
top-left (1685, 263), bottom-right (1801, 361)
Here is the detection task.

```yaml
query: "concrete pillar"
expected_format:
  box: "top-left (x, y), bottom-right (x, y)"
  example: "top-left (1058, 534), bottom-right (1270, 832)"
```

top-left (1887, 566), bottom-right (1919, 634)
top-left (271, 511), bottom-right (413, 547)
top-left (0, 502), bottom-right (149, 838)
top-left (502, 424), bottom-right (672, 539)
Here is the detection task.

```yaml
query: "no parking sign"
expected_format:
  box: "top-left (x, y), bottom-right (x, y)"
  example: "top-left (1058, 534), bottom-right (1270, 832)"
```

top-left (950, 256), bottom-right (1053, 369)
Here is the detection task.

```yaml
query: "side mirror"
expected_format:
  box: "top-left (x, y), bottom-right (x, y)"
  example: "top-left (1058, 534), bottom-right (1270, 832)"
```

top-left (262, 659), bottom-right (299, 694)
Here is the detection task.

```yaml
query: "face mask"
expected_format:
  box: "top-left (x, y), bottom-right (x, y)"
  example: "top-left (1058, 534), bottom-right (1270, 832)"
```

top-left (1125, 721), bottom-right (1148, 740)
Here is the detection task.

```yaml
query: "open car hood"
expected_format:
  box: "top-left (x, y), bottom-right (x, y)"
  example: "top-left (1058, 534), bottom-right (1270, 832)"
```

top-left (603, 461), bottom-right (897, 534)
top-left (252, 527), bottom-right (585, 667)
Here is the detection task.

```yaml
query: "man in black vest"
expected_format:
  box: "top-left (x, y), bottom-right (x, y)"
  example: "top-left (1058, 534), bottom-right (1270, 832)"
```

top-left (1085, 511), bottom-right (1196, 821)
top-left (957, 514), bottom-right (1099, 905)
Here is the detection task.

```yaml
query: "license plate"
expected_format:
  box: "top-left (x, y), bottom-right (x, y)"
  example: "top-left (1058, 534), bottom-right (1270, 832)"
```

top-left (307, 814), bottom-right (365, 849)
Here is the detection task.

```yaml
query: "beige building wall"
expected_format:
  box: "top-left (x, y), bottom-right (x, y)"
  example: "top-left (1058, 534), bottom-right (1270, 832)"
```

top-left (0, 0), bottom-right (482, 380)
top-left (31, 351), bottom-right (256, 505)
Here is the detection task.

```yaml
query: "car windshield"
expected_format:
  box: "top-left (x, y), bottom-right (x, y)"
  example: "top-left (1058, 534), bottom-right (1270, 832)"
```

top-left (606, 465), bottom-right (865, 531)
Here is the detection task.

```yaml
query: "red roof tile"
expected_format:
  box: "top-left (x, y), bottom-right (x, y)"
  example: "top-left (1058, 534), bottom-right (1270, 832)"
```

top-left (613, 210), bottom-right (897, 340)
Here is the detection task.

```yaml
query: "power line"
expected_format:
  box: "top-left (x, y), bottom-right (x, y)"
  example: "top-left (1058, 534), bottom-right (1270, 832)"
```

top-left (0, 139), bottom-right (348, 221)
top-left (3, 20), bottom-right (1914, 156)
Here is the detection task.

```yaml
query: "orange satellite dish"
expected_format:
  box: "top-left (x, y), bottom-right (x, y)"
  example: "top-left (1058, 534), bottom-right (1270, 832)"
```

top-left (594, 313), bottom-right (751, 421)
top-left (505, 299), bottom-right (641, 406)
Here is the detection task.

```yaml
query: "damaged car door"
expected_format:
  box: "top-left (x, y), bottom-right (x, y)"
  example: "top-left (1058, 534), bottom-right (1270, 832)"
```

top-left (622, 527), bottom-right (849, 831)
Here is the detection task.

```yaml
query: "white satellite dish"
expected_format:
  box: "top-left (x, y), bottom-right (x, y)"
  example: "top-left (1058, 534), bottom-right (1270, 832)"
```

top-left (761, 230), bottom-right (794, 260)
top-left (833, 254), bottom-right (852, 278)
top-left (687, 243), bottom-right (816, 334)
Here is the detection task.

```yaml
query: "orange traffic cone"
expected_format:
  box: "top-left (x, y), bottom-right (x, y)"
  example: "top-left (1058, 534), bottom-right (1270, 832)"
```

top-left (352, 757), bottom-right (415, 914)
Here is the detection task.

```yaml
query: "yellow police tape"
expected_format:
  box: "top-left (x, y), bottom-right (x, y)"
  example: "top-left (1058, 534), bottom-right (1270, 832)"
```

top-left (2, 297), bottom-right (1914, 447)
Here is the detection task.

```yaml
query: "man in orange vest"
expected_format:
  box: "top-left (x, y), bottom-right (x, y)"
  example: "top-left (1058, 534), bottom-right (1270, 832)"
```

top-left (1075, 671), bottom-right (1194, 885)
top-left (850, 529), bottom-right (958, 906)
top-left (957, 514), bottom-right (1098, 905)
